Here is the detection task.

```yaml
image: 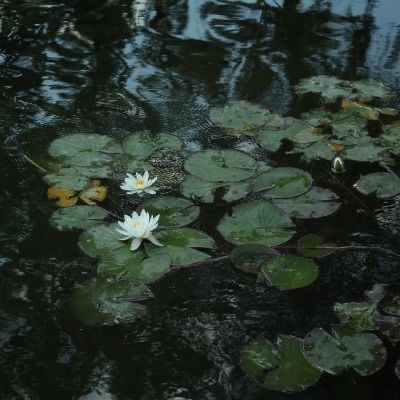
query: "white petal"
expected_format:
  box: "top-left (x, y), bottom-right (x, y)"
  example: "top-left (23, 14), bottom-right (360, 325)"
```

top-left (143, 170), bottom-right (149, 181)
top-left (150, 177), bottom-right (157, 185)
top-left (127, 173), bottom-right (134, 179)
top-left (144, 188), bottom-right (156, 194)
top-left (147, 234), bottom-right (163, 247)
top-left (130, 238), bottom-right (142, 251)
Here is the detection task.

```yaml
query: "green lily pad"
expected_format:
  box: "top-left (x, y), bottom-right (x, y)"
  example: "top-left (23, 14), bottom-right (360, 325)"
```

top-left (288, 139), bottom-right (336, 162)
top-left (241, 335), bottom-right (322, 393)
top-left (184, 149), bottom-right (258, 182)
top-left (380, 126), bottom-right (400, 156)
top-left (343, 144), bottom-right (386, 162)
top-left (354, 172), bottom-right (400, 199)
top-left (330, 110), bottom-right (366, 138)
top-left (217, 201), bottom-right (295, 246)
top-left (252, 167), bottom-right (313, 199)
top-left (70, 278), bottom-right (152, 327)
top-left (350, 79), bottom-right (394, 100)
top-left (48, 134), bottom-right (122, 167)
top-left (44, 165), bottom-right (111, 191)
top-left (303, 326), bottom-right (387, 376)
top-left (301, 109), bottom-right (333, 126)
top-left (297, 234), bottom-right (336, 258)
top-left (98, 247), bottom-right (171, 283)
top-left (295, 76), bottom-right (353, 102)
top-left (122, 131), bottom-right (182, 160)
top-left (111, 155), bottom-right (152, 176)
top-left (272, 187), bottom-right (341, 219)
top-left (181, 175), bottom-right (221, 203)
top-left (145, 227), bottom-right (215, 266)
top-left (222, 181), bottom-right (251, 202)
top-left (230, 244), bottom-right (280, 275)
top-left (138, 197), bottom-right (200, 227)
top-left (260, 255), bottom-right (319, 290)
top-left (50, 205), bottom-right (108, 231)
top-left (79, 223), bottom-right (124, 258)
top-left (256, 120), bottom-right (310, 153)
top-left (209, 101), bottom-right (283, 134)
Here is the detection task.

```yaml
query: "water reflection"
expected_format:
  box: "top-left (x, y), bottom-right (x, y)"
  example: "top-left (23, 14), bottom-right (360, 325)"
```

top-left (1, 1), bottom-right (400, 399)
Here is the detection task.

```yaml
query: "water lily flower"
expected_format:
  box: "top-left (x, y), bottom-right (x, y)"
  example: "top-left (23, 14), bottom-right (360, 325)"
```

top-left (121, 171), bottom-right (157, 196)
top-left (331, 156), bottom-right (346, 174)
top-left (116, 209), bottom-right (163, 251)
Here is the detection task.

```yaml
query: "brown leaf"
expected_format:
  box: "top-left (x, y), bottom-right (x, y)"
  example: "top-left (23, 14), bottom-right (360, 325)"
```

top-left (47, 186), bottom-right (78, 208)
top-left (79, 180), bottom-right (107, 205)
top-left (328, 143), bottom-right (345, 153)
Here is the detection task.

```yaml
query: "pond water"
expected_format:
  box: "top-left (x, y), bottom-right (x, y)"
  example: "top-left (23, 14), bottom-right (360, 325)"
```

top-left (1, 0), bottom-right (400, 399)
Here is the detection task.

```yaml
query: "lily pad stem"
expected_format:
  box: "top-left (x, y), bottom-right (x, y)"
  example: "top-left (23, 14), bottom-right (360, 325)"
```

top-left (22, 153), bottom-right (47, 174)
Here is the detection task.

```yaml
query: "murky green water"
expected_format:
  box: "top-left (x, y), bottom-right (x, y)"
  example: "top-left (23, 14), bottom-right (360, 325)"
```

top-left (1, 1), bottom-right (400, 399)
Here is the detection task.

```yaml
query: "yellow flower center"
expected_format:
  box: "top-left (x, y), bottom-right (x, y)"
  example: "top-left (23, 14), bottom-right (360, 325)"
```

top-left (133, 221), bottom-right (142, 228)
top-left (135, 178), bottom-right (145, 187)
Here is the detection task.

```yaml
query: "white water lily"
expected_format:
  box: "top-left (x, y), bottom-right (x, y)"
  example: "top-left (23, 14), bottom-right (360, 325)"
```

top-left (116, 209), bottom-right (163, 251)
top-left (121, 171), bottom-right (157, 196)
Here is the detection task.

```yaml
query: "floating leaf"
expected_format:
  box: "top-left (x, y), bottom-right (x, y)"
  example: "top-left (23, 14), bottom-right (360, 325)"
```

top-left (354, 172), bottom-right (400, 199)
top-left (295, 76), bottom-right (353, 101)
top-left (217, 201), bottom-right (295, 246)
top-left (241, 335), bottom-right (322, 393)
top-left (260, 255), bottom-right (319, 290)
top-left (145, 227), bottom-right (215, 266)
top-left (98, 247), bottom-right (170, 283)
top-left (79, 223), bottom-right (124, 258)
top-left (272, 187), bottom-right (341, 219)
top-left (122, 131), bottom-right (181, 160)
top-left (301, 109), bottom-right (333, 126)
top-left (79, 180), bottom-right (107, 205)
top-left (184, 149), bottom-right (257, 182)
top-left (341, 99), bottom-right (380, 120)
top-left (181, 175), bottom-right (221, 203)
top-left (304, 326), bottom-right (387, 376)
top-left (256, 120), bottom-right (310, 153)
top-left (44, 165), bottom-right (111, 191)
top-left (293, 127), bottom-right (324, 144)
top-left (70, 278), bottom-right (152, 327)
top-left (297, 234), bottom-right (336, 258)
top-left (350, 79), bottom-right (394, 100)
top-left (330, 110), bottom-right (366, 138)
top-left (343, 144), bottom-right (386, 162)
top-left (47, 186), bottom-right (78, 207)
top-left (50, 205), bottom-right (108, 232)
top-left (288, 139), bottom-right (335, 162)
top-left (252, 167), bottom-right (313, 199)
top-left (328, 143), bottom-right (345, 153)
top-left (138, 197), bottom-right (200, 227)
top-left (222, 181), bottom-right (251, 202)
top-left (209, 101), bottom-right (283, 134)
top-left (48, 134), bottom-right (122, 167)
top-left (380, 126), bottom-right (400, 156)
top-left (230, 244), bottom-right (279, 275)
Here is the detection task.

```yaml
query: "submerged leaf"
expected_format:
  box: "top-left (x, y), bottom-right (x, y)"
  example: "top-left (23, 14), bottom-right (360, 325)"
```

top-left (217, 201), bottom-right (295, 246)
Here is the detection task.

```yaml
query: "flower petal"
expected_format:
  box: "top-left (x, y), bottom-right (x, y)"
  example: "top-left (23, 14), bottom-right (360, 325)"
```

top-left (130, 238), bottom-right (142, 251)
top-left (147, 234), bottom-right (163, 247)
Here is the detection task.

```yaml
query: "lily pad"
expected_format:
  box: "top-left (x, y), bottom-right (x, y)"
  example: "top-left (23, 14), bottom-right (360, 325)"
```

top-left (217, 201), bottom-right (295, 246)
top-left (209, 101), bottom-right (283, 134)
top-left (260, 255), bottom-right (319, 290)
top-left (252, 167), bottom-right (313, 199)
top-left (222, 181), bottom-right (251, 202)
top-left (145, 227), bottom-right (215, 266)
top-left (138, 197), bottom-right (200, 227)
top-left (350, 79), bottom-right (394, 100)
top-left (380, 126), bottom-right (400, 156)
top-left (50, 205), bottom-right (108, 231)
top-left (295, 76), bottom-right (353, 102)
top-left (184, 149), bottom-right (258, 182)
top-left (288, 139), bottom-right (335, 162)
top-left (181, 175), bottom-right (221, 203)
top-left (241, 335), bottom-right (322, 393)
top-left (79, 223), bottom-right (124, 258)
top-left (98, 248), bottom-right (171, 283)
top-left (354, 172), bottom-right (400, 199)
top-left (44, 165), bottom-right (111, 191)
top-left (297, 234), bottom-right (336, 258)
top-left (230, 244), bottom-right (280, 275)
top-left (343, 144), bottom-right (386, 162)
top-left (330, 110), bottom-right (366, 138)
top-left (272, 187), bottom-right (341, 219)
top-left (70, 278), bottom-right (152, 327)
top-left (303, 326), bottom-right (387, 376)
top-left (122, 131), bottom-right (182, 160)
top-left (48, 134), bottom-right (122, 167)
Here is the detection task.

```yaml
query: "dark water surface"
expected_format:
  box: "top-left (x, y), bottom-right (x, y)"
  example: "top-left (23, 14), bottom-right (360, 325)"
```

top-left (1, 0), bottom-right (400, 399)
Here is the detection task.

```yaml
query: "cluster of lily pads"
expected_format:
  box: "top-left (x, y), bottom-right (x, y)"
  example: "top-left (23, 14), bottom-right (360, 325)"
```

top-left (241, 283), bottom-right (400, 392)
top-left (40, 75), bottom-right (400, 392)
